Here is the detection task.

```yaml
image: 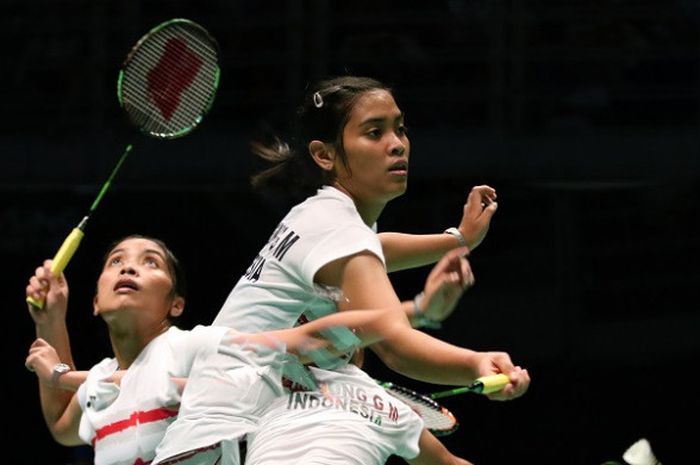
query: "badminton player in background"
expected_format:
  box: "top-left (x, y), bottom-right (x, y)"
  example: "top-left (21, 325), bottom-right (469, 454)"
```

top-left (212, 75), bottom-right (530, 465)
top-left (25, 235), bottom-right (220, 465)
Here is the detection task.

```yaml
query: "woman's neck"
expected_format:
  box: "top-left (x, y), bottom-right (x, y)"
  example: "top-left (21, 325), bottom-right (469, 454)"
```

top-left (108, 319), bottom-right (170, 369)
top-left (329, 183), bottom-right (386, 227)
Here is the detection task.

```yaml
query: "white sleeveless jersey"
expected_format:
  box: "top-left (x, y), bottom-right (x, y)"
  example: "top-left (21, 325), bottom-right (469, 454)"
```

top-left (152, 333), bottom-right (288, 465)
top-left (77, 325), bottom-right (228, 465)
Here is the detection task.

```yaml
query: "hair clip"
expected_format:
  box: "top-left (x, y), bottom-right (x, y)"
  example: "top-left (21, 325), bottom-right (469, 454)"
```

top-left (313, 91), bottom-right (324, 108)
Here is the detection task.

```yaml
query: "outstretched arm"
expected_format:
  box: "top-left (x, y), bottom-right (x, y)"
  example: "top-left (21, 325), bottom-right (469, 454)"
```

top-left (232, 306), bottom-right (406, 361)
top-left (381, 185), bottom-right (497, 272)
top-left (230, 248), bottom-right (473, 357)
top-left (316, 250), bottom-right (530, 396)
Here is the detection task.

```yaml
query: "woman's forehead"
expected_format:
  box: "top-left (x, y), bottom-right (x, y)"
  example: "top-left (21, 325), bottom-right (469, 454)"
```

top-left (109, 238), bottom-right (164, 256)
top-left (348, 90), bottom-right (401, 124)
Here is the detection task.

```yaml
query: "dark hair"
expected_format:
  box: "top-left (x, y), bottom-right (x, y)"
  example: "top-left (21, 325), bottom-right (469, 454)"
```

top-left (102, 234), bottom-right (188, 301)
top-left (250, 76), bottom-right (393, 200)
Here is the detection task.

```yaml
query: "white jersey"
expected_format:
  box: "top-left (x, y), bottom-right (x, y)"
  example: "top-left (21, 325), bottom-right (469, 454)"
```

top-left (153, 334), bottom-right (287, 465)
top-left (214, 186), bottom-right (384, 333)
top-left (213, 186), bottom-right (424, 464)
top-left (246, 364), bottom-right (424, 465)
top-left (76, 325), bottom-right (228, 465)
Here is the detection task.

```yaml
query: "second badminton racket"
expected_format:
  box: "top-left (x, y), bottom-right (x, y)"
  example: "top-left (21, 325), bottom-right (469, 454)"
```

top-left (379, 374), bottom-right (510, 436)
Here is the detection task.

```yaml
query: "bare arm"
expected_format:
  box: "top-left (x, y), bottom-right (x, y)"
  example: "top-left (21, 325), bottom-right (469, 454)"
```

top-left (380, 233), bottom-right (465, 273)
top-left (26, 262), bottom-right (81, 444)
top-left (326, 251), bottom-right (480, 385)
top-left (27, 261), bottom-right (75, 367)
top-left (46, 394), bottom-right (84, 446)
top-left (230, 306), bottom-right (406, 361)
top-left (56, 371), bottom-right (89, 392)
top-left (25, 338), bottom-right (84, 445)
top-left (316, 250), bottom-right (530, 395)
top-left (380, 185), bottom-right (498, 272)
top-left (406, 429), bottom-right (474, 465)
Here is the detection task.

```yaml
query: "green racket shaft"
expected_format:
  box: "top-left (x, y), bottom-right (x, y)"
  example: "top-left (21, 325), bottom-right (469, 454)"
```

top-left (26, 145), bottom-right (132, 309)
top-left (430, 373), bottom-right (510, 399)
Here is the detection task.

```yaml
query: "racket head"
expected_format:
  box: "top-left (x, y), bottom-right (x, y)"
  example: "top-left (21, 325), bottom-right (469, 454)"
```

top-left (381, 382), bottom-right (459, 436)
top-left (117, 18), bottom-right (220, 139)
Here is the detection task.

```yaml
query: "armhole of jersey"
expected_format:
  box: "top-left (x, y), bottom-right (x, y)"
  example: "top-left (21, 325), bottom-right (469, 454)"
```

top-left (302, 224), bottom-right (385, 284)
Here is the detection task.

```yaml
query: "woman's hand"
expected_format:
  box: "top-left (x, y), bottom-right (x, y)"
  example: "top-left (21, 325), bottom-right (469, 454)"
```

top-left (474, 351), bottom-right (531, 401)
top-left (420, 247), bottom-right (473, 322)
top-left (458, 185), bottom-right (498, 251)
top-left (26, 260), bottom-right (69, 326)
top-left (25, 338), bottom-right (63, 387)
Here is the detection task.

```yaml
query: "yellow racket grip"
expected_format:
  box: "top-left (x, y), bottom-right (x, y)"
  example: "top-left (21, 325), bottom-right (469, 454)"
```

top-left (477, 373), bottom-right (510, 394)
top-left (26, 227), bottom-right (84, 309)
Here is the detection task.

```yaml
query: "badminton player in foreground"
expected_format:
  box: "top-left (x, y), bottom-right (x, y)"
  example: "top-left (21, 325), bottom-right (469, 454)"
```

top-left (203, 75), bottom-right (530, 465)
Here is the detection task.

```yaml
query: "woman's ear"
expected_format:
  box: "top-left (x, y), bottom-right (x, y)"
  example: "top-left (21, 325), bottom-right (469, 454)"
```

top-left (309, 140), bottom-right (335, 172)
top-left (169, 296), bottom-right (185, 318)
top-left (93, 295), bottom-right (100, 316)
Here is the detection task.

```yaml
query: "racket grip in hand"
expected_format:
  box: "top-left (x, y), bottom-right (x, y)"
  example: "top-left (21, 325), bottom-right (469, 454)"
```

top-left (26, 227), bottom-right (84, 309)
top-left (474, 373), bottom-right (510, 394)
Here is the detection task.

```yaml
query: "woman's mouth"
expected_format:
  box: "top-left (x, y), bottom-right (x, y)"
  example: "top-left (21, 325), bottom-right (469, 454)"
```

top-left (114, 279), bottom-right (139, 293)
top-left (388, 161), bottom-right (408, 176)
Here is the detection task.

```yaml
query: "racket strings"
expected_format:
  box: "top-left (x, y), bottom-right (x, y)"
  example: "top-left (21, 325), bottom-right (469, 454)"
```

top-left (126, 38), bottom-right (213, 128)
top-left (383, 384), bottom-right (458, 435)
top-left (421, 408), bottom-right (456, 431)
top-left (121, 21), bottom-right (219, 138)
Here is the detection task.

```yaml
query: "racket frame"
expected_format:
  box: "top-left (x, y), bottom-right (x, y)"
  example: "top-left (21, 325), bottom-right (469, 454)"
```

top-left (381, 381), bottom-right (460, 437)
top-left (116, 17), bottom-right (221, 139)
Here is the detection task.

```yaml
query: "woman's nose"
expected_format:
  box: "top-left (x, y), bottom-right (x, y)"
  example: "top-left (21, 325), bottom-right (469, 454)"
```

top-left (389, 132), bottom-right (407, 156)
top-left (391, 145), bottom-right (405, 156)
top-left (120, 266), bottom-right (137, 275)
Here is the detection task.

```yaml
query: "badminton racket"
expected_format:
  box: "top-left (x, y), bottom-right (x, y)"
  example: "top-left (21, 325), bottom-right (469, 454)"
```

top-left (380, 381), bottom-right (459, 436)
top-left (26, 146), bottom-right (132, 309)
top-left (379, 374), bottom-right (510, 436)
top-left (27, 18), bottom-right (220, 309)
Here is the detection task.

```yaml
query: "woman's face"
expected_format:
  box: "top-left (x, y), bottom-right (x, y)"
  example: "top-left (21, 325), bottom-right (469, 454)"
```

top-left (335, 89), bottom-right (410, 206)
top-left (93, 238), bottom-right (182, 323)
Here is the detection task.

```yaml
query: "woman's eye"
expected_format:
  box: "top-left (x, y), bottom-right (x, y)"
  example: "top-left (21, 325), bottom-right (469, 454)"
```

top-left (397, 125), bottom-right (408, 135)
top-left (144, 258), bottom-right (159, 267)
top-left (367, 129), bottom-right (382, 138)
top-left (109, 257), bottom-right (121, 266)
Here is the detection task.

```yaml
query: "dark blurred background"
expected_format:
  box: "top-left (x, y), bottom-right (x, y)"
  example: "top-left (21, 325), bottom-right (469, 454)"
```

top-left (3, 1), bottom-right (699, 464)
